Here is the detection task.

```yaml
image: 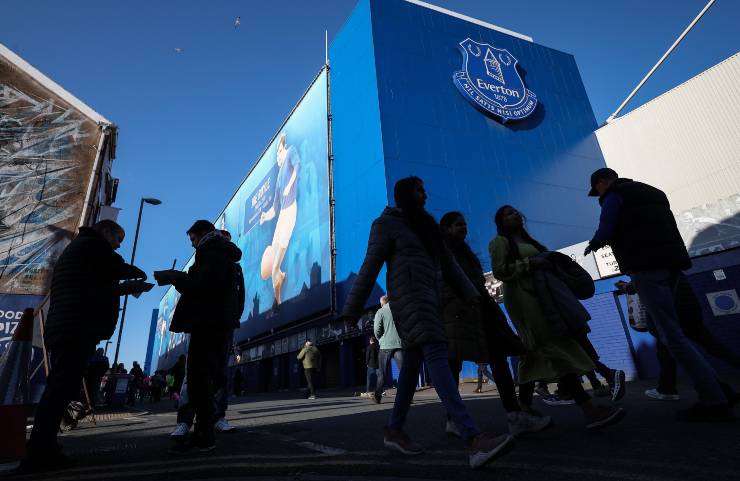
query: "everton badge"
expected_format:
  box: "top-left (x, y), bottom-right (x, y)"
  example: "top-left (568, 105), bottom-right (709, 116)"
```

top-left (453, 38), bottom-right (537, 122)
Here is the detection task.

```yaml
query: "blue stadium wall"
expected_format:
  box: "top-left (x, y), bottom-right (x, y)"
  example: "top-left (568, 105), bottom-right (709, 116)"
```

top-left (331, 0), bottom-right (607, 309)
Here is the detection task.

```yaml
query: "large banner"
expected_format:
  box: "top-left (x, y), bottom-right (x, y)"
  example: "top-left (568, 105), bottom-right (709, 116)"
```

top-left (0, 294), bottom-right (44, 354)
top-left (155, 69), bottom-right (330, 365)
top-left (0, 56), bottom-right (104, 296)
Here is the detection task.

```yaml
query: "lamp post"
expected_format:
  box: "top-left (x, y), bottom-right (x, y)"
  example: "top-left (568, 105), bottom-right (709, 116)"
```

top-left (112, 197), bottom-right (161, 366)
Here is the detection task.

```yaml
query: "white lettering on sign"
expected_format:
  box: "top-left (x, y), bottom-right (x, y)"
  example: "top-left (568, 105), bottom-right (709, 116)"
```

top-left (594, 246), bottom-right (621, 278)
top-left (475, 78), bottom-right (521, 98)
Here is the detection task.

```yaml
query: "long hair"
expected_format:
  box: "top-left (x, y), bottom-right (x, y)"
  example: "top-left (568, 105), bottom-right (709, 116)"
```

top-left (494, 205), bottom-right (547, 262)
top-left (439, 211), bottom-right (483, 274)
top-left (394, 176), bottom-right (444, 259)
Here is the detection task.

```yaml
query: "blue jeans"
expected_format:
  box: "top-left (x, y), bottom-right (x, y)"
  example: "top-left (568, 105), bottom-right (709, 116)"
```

top-left (376, 349), bottom-right (403, 398)
top-left (389, 343), bottom-right (480, 443)
top-left (631, 270), bottom-right (728, 405)
top-left (366, 367), bottom-right (379, 393)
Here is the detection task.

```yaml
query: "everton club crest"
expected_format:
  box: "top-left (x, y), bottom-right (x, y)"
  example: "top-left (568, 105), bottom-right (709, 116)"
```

top-left (453, 38), bottom-right (537, 122)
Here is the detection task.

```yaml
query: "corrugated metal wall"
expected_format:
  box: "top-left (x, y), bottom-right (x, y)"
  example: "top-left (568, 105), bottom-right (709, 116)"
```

top-left (595, 53), bottom-right (740, 256)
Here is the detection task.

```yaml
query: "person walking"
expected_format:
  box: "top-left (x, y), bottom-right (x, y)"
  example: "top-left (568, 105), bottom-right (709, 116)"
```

top-left (372, 295), bottom-right (403, 403)
top-left (297, 341), bottom-right (322, 399)
top-left (440, 211), bottom-right (551, 437)
top-left (21, 221), bottom-right (148, 473)
top-left (85, 348), bottom-right (110, 405)
top-left (233, 369), bottom-right (244, 397)
top-left (490, 205), bottom-right (625, 430)
top-left (342, 176), bottom-right (514, 470)
top-left (585, 168), bottom-right (733, 421)
top-left (616, 277), bottom-right (740, 402)
top-left (365, 337), bottom-right (380, 397)
top-left (128, 361), bottom-right (145, 405)
top-left (156, 220), bottom-right (245, 454)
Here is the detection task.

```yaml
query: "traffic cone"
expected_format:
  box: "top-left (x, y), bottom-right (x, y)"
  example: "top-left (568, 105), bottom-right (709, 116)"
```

top-left (0, 308), bottom-right (35, 463)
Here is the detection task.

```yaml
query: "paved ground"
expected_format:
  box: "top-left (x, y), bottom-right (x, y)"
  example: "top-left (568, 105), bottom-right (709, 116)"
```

top-left (4, 380), bottom-right (740, 481)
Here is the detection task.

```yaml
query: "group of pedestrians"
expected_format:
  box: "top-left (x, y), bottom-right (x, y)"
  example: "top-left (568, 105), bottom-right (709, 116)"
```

top-left (20, 168), bottom-right (738, 474)
top-left (342, 169), bottom-right (738, 469)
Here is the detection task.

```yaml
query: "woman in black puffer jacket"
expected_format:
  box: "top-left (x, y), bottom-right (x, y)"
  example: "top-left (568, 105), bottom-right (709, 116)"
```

top-left (342, 177), bottom-right (514, 470)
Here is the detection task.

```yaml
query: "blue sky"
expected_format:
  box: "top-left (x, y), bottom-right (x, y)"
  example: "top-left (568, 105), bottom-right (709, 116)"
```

top-left (2, 0), bottom-right (737, 369)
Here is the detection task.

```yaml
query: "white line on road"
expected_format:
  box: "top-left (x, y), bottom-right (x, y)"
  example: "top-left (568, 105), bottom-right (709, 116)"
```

top-left (295, 441), bottom-right (347, 455)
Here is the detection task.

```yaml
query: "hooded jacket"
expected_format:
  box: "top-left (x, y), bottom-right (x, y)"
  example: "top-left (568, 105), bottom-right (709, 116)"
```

top-left (342, 207), bottom-right (478, 348)
top-left (170, 234), bottom-right (245, 334)
top-left (45, 227), bottom-right (145, 347)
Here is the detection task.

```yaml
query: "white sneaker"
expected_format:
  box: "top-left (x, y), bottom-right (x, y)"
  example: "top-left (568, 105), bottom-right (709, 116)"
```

top-left (645, 388), bottom-right (680, 401)
top-left (445, 420), bottom-right (462, 438)
top-left (507, 411), bottom-right (551, 437)
top-left (170, 422), bottom-right (190, 437)
top-left (215, 417), bottom-right (235, 432)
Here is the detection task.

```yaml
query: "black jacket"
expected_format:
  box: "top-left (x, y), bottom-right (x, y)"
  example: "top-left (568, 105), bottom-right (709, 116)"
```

top-left (170, 235), bottom-right (245, 335)
top-left (443, 238), bottom-right (524, 359)
top-left (366, 342), bottom-right (379, 369)
top-left (602, 179), bottom-right (691, 273)
top-left (342, 207), bottom-right (478, 348)
top-left (45, 228), bottom-right (145, 348)
top-left (532, 252), bottom-right (594, 336)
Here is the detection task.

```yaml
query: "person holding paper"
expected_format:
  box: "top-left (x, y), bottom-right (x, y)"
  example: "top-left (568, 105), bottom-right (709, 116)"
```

top-left (22, 220), bottom-right (149, 473)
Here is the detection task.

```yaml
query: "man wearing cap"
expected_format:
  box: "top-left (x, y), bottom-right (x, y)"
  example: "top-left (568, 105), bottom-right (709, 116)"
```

top-left (585, 168), bottom-right (732, 422)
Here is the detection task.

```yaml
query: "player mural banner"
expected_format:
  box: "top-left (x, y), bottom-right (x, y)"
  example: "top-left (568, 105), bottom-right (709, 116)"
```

top-left (155, 69), bottom-right (330, 366)
top-left (0, 56), bottom-right (104, 296)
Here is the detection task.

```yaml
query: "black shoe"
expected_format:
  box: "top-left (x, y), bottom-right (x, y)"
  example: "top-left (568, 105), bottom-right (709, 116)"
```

top-left (372, 391), bottom-right (382, 404)
top-left (676, 403), bottom-right (734, 422)
top-left (16, 450), bottom-right (77, 474)
top-left (196, 437), bottom-right (216, 454)
top-left (168, 440), bottom-right (194, 456)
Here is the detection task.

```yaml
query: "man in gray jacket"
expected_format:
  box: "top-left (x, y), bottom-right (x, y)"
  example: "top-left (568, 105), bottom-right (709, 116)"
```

top-left (373, 295), bottom-right (402, 404)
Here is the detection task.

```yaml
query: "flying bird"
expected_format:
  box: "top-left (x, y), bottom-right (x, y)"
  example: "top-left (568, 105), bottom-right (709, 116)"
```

top-left (174, 48), bottom-right (184, 54)
top-left (234, 16), bottom-right (241, 29)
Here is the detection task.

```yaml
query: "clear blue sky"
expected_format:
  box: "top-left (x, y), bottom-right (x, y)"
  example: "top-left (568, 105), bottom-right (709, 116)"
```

top-left (2, 0), bottom-right (737, 370)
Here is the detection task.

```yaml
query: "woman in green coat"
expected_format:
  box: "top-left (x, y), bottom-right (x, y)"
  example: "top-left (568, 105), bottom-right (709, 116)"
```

top-left (489, 205), bottom-right (625, 430)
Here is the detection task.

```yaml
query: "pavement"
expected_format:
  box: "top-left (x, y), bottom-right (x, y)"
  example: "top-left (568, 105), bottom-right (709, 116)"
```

top-left (3, 379), bottom-right (740, 481)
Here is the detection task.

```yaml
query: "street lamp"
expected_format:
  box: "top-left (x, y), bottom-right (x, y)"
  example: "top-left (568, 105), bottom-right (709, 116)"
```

top-left (112, 197), bottom-right (162, 366)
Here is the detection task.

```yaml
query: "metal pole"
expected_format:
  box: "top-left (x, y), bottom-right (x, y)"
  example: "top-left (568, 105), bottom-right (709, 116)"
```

top-left (606, 0), bottom-right (717, 123)
top-left (113, 198), bottom-right (145, 366)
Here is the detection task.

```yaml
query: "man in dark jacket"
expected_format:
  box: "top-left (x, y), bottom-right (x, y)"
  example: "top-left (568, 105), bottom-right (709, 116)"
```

top-left (24, 220), bottom-right (147, 472)
top-left (157, 220), bottom-right (244, 453)
top-left (586, 168), bottom-right (731, 421)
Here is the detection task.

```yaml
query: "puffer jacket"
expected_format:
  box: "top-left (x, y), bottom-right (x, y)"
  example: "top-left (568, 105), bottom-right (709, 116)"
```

top-left (342, 207), bottom-right (478, 348)
top-left (532, 251), bottom-right (594, 336)
top-left (170, 235), bottom-right (245, 334)
top-left (442, 238), bottom-right (524, 360)
top-left (45, 227), bottom-right (146, 347)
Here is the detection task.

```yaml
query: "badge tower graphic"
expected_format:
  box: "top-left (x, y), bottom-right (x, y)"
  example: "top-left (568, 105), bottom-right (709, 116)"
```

top-left (453, 38), bottom-right (538, 122)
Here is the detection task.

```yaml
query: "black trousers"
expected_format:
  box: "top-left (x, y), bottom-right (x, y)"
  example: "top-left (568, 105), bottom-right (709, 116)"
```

top-left (28, 343), bottom-right (95, 453)
top-left (304, 368), bottom-right (317, 396)
top-left (178, 334), bottom-right (232, 426)
top-left (572, 331), bottom-right (613, 381)
top-left (187, 331), bottom-right (229, 441)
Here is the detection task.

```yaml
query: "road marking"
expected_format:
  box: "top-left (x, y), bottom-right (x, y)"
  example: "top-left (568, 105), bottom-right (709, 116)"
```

top-left (35, 457), bottom-right (696, 481)
top-left (295, 441), bottom-right (347, 455)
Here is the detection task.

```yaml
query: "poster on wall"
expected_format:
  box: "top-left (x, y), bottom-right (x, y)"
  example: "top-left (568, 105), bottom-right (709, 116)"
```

top-left (0, 57), bottom-right (104, 296)
top-left (153, 69), bottom-right (330, 361)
